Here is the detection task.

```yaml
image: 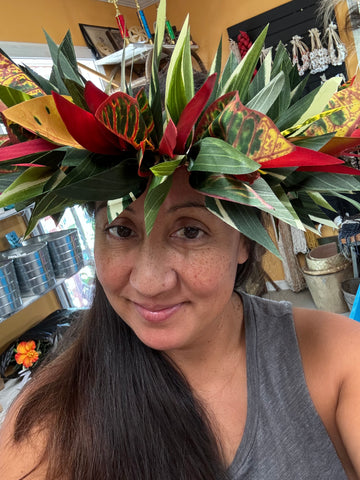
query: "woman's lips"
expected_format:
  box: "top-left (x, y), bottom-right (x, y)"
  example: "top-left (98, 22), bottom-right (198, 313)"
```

top-left (133, 302), bottom-right (183, 323)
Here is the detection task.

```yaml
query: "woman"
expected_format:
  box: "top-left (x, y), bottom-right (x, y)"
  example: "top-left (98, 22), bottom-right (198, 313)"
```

top-left (1, 1), bottom-right (360, 477)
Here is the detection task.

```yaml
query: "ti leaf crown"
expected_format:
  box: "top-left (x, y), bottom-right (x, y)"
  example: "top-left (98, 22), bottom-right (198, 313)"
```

top-left (1, 0), bottom-right (360, 256)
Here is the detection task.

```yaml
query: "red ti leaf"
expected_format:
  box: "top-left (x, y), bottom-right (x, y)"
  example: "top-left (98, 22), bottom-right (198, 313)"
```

top-left (175, 73), bottom-right (217, 153)
top-left (260, 146), bottom-right (344, 169)
top-left (158, 119), bottom-right (177, 158)
top-left (84, 81), bottom-right (109, 114)
top-left (297, 165), bottom-right (360, 174)
top-left (52, 91), bottom-right (121, 155)
top-left (0, 138), bottom-right (57, 162)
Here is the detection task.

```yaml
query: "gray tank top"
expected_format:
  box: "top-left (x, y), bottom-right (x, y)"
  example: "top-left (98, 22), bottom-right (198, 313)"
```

top-left (227, 293), bottom-right (348, 479)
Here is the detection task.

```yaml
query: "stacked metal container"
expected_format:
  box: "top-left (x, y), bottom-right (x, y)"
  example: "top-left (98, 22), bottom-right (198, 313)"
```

top-left (0, 259), bottom-right (22, 318)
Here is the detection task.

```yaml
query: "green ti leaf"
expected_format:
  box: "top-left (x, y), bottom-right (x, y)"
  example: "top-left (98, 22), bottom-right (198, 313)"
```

top-left (246, 71), bottom-right (285, 115)
top-left (205, 196), bottom-right (280, 258)
top-left (150, 158), bottom-right (182, 177)
top-left (188, 137), bottom-right (259, 174)
top-left (0, 85), bottom-right (32, 107)
top-left (149, 0), bottom-right (166, 141)
top-left (220, 25), bottom-right (268, 103)
top-left (144, 174), bottom-right (173, 235)
top-left (165, 14), bottom-right (194, 125)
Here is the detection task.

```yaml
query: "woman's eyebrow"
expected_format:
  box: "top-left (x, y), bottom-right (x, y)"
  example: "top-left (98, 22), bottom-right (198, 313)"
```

top-left (167, 202), bottom-right (207, 213)
top-left (95, 201), bottom-right (107, 214)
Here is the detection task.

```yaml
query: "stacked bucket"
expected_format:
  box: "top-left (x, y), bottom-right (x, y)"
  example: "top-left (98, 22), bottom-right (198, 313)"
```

top-left (0, 259), bottom-right (22, 317)
top-left (0, 228), bottom-right (84, 321)
top-left (302, 242), bottom-right (352, 313)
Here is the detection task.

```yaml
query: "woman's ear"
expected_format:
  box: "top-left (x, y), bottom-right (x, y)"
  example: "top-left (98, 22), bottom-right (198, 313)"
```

top-left (237, 235), bottom-right (250, 265)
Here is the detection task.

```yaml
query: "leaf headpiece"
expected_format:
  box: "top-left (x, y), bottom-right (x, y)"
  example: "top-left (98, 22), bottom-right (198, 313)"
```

top-left (1, 0), bottom-right (360, 256)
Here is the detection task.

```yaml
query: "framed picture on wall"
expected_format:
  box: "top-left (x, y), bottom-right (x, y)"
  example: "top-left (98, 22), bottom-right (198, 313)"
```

top-left (79, 24), bottom-right (124, 59)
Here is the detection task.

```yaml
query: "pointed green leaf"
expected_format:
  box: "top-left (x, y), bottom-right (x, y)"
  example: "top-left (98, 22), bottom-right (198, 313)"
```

top-left (248, 48), bottom-right (272, 99)
top-left (246, 72), bottom-right (285, 114)
top-left (190, 172), bottom-right (299, 227)
top-left (0, 85), bottom-right (32, 107)
top-left (217, 52), bottom-right (238, 97)
top-left (276, 85), bottom-right (321, 131)
top-left (291, 132), bottom-right (336, 151)
top-left (188, 137), bottom-right (259, 174)
top-left (0, 166), bottom-right (53, 207)
top-left (150, 158), bottom-right (182, 177)
top-left (220, 25), bottom-right (268, 102)
top-left (149, 0), bottom-right (166, 140)
top-left (206, 196), bottom-right (280, 257)
top-left (144, 174), bottom-right (173, 234)
top-left (107, 193), bottom-right (141, 223)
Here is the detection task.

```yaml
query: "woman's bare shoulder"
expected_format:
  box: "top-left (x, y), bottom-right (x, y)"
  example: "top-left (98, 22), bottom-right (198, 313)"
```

top-left (0, 393), bottom-right (48, 479)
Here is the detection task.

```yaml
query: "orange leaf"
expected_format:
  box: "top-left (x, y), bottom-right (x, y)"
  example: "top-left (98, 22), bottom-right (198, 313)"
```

top-left (3, 95), bottom-right (83, 149)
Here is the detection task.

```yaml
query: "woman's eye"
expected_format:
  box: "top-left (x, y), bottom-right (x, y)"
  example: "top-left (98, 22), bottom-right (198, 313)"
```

top-left (107, 225), bottom-right (133, 238)
top-left (175, 226), bottom-right (204, 240)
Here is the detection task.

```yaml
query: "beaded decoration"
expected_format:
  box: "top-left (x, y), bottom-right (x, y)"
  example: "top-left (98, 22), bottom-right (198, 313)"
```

top-left (308, 27), bottom-right (330, 74)
top-left (324, 22), bottom-right (347, 66)
top-left (290, 35), bottom-right (310, 76)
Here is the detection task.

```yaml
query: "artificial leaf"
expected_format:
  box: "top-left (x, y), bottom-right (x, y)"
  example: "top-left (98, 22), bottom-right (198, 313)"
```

top-left (3, 95), bottom-right (83, 148)
top-left (188, 137), bottom-right (260, 174)
top-left (206, 196), bottom-right (280, 257)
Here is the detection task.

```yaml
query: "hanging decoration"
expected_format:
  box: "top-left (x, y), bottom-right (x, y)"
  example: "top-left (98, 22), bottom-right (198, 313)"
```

top-left (134, 0), bottom-right (153, 42)
top-left (308, 27), bottom-right (330, 74)
top-left (290, 35), bottom-right (310, 76)
top-left (324, 21), bottom-right (347, 66)
top-left (108, 0), bottom-right (129, 42)
top-left (236, 31), bottom-right (253, 58)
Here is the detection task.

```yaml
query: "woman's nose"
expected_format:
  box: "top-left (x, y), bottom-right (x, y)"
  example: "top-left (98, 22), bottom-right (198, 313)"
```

top-left (129, 241), bottom-right (177, 297)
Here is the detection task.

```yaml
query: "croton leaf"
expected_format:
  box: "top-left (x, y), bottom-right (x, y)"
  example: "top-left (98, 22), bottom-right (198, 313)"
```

top-left (0, 85), bottom-right (32, 108)
top-left (188, 137), bottom-right (260, 174)
top-left (0, 50), bottom-right (44, 97)
top-left (0, 138), bottom-right (58, 162)
top-left (319, 135), bottom-right (360, 156)
top-left (175, 73), bottom-right (217, 153)
top-left (190, 172), bottom-right (299, 228)
top-left (260, 145), bottom-right (344, 169)
top-left (304, 81), bottom-right (360, 137)
top-left (3, 95), bottom-right (83, 148)
top-left (136, 88), bottom-right (157, 146)
top-left (194, 91), bottom-right (235, 142)
top-left (205, 91), bottom-right (294, 163)
top-left (53, 91), bottom-right (122, 154)
top-left (95, 91), bottom-right (153, 151)
top-left (205, 196), bottom-right (280, 258)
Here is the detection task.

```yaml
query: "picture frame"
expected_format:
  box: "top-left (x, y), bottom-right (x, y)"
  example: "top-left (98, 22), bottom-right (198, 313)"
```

top-left (79, 24), bottom-right (124, 59)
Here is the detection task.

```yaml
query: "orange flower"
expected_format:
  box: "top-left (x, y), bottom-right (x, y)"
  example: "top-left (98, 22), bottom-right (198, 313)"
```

top-left (15, 340), bottom-right (40, 369)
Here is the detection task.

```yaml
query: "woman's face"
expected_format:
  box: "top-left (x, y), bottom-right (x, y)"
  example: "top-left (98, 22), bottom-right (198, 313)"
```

top-left (94, 168), bottom-right (249, 354)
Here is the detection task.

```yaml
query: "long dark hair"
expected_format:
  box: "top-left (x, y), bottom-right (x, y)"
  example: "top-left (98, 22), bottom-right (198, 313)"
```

top-left (12, 279), bottom-right (230, 479)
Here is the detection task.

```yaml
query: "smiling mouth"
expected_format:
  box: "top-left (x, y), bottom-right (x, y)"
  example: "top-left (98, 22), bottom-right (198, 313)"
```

top-left (133, 302), bottom-right (183, 323)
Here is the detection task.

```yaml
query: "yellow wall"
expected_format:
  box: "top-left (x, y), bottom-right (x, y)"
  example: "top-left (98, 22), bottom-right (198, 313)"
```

top-left (1, 0), bottom-right (288, 65)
